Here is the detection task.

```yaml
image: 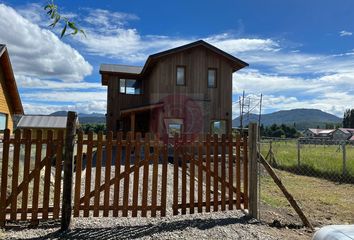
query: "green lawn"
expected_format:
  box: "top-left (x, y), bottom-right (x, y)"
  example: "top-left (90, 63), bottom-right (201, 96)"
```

top-left (260, 140), bottom-right (354, 182)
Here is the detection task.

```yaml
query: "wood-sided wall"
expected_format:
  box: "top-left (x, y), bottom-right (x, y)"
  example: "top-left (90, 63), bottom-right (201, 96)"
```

top-left (0, 65), bottom-right (14, 132)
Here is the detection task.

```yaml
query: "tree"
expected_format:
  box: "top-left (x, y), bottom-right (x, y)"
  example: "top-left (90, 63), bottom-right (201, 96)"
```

top-left (44, 0), bottom-right (85, 38)
top-left (343, 109), bottom-right (354, 128)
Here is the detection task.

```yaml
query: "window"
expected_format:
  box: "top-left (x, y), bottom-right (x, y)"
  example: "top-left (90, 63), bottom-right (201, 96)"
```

top-left (164, 119), bottom-right (183, 137)
top-left (119, 79), bottom-right (142, 94)
top-left (208, 68), bottom-right (216, 88)
top-left (211, 120), bottom-right (226, 135)
top-left (0, 113), bottom-right (7, 131)
top-left (176, 66), bottom-right (186, 86)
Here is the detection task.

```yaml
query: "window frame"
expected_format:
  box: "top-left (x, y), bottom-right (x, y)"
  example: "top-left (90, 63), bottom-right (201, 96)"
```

top-left (164, 118), bottom-right (184, 137)
top-left (207, 68), bottom-right (217, 88)
top-left (210, 119), bottom-right (227, 136)
top-left (176, 65), bottom-right (186, 86)
top-left (119, 78), bottom-right (142, 95)
top-left (0, 112), bottom-right (8, 132)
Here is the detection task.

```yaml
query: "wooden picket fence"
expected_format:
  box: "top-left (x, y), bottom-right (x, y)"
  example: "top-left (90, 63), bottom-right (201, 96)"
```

top-left (0, 129), bottom-right (64, 226)
top-left (0, 126), bottom-right (251, 227)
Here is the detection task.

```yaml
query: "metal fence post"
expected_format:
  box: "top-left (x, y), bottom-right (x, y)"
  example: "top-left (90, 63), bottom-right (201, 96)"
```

top-left (342, 142), bottom-right (347, 177)
top-left (297, 140), bottom-right (301, 168)
top-left (61, 111), bottom-right (77, 231)
top-left (248, 122), bottom-right (259, 219)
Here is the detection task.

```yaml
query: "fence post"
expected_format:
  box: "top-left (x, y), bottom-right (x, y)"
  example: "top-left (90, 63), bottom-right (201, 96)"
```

top-left (248, 122), bottom-right (259, 219)
top-left (342, 142), bottom-right (347, 177)
top-left (297, 140), bottom-right (301, 168)
top-left (61, 111), bottom-right (77, 231)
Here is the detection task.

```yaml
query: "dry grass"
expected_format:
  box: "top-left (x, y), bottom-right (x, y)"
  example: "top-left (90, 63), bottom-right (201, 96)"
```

top-left (260, 168), bottom-right (354, 227)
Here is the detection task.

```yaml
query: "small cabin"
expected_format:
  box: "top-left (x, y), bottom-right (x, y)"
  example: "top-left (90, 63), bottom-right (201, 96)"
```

top-left (17, 115), bottom-right (79, 139)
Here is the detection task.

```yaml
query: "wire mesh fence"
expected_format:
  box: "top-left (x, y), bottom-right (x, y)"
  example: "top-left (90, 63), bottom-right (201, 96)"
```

top-left (259, 138), bottom-right (354, 228)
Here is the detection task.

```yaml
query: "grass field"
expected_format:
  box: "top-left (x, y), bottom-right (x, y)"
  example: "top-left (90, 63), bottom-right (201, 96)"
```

top-left (260, 168), bottom-right (354, 226)
top-left (260, 140), bottom-right (354, 182)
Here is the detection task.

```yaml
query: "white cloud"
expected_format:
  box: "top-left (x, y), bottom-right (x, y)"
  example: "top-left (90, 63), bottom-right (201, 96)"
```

top-left (339, 30), bottom-right (352, 37)
top-left (22, 91), bottom-right (106, 103)
top-left (0, 3), bottom-right (92, 82)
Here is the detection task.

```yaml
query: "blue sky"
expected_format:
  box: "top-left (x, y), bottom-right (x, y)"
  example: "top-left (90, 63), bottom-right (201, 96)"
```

top-left (1, 0), bottom-right (354, 118)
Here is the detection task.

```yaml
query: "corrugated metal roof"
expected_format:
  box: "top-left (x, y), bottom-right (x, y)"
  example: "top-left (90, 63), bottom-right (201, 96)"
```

top-left (338, 128), bottom-right (354, 134)
top-left (100, 64), bottom-right (143, 74)
top-left (17, 115), bottom-right (68, 129)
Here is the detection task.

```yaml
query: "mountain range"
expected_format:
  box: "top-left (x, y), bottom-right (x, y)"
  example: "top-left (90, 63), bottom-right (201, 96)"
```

top-left (232, 108), bottom-right (342, 130)
top-left (50, 108), bottom-right (342, 129)
top-left (50, 111), bottom-right (106, 124)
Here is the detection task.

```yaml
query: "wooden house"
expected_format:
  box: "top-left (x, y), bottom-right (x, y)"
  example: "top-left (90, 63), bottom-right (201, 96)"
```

top-left (332, 128), bottom-right (354, 141)
top-left (100, 40), bottom-right (248, 136)
top-left (0, 44), bottom-right (24, 132)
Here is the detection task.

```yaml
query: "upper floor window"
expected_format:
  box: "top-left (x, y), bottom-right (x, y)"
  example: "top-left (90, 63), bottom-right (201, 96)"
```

top-left (119, 79), bottom-right (142, 95)
top-left (208, 68), bottom-right (217, 88)
top-left (176, 66), bottom-right (186, 86)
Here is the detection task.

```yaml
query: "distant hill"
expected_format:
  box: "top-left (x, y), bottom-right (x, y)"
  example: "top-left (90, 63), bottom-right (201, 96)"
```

top-left (232, 109), bottom-right (342, 130)
top-left (50, 111), bottom-right (106, 124)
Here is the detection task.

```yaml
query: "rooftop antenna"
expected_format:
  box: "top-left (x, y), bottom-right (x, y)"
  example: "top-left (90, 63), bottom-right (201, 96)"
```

top-left (258, 93), bottom-right (263, 141)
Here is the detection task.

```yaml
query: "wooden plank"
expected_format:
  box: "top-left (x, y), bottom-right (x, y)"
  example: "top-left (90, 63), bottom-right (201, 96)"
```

top-left (10, 129), bottom-right (21, 221)
top-left (122, 132), bottom-right (132, 217)
top-left (141, 133), bottom-right (150, 217)
top-left (161, 143), bottom-right (168, 217)
top-left (189, 140), bottom-right (195, 214)
top-left (248, 123), bottom-right (258, 219)
top-left (94, 131), bottom-right (103, 217)
top-left (205, 134), bottom-right (211, 213)
top-left (197, 135), bottom-right (203, 213)
top-left (243, 135), bottom-right (249, 209)
top-left (236, 135), bottom-right (241, 209)
top-left (42, 130), bottom-right (53, 220)
top-left (0, 129), bottom-right (10, 227)
top-left (53, 130), bottom-right (64, 219)
top-left (181, 135), bottom-right (187, 215)
top-left (31, 130), bottom-right (42, 224)
top-left (172, 134), bottom-right (179, 215)
top-left (151, 136), bottom-right (159, 217)
top-left (221, 134), bottom-right (226, 211)
top-left (74, 130), bottom-right (83, 217)
top-left (61, 111), bottom-right (77, 231)
top-left (132, 132), bottom-right (141, 217)
top-left (21, 130), bottom-right (32, 220)
top-left (113, 132), bottom-right (122, 217)
top-left (213, 134), bottom-right (219, 212)
top-left (83, 131), bottom-right (93, 217)
top-left (228, 134), bottom-right (234, 210)
top-left (103, 131), bottom-right (113, 217)
top-left (175, 199), bottom-right (239, 209)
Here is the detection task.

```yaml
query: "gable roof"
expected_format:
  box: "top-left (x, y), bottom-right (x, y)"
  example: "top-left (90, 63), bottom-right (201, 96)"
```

top-left (336, 128), bottom-right (354, 134)
top-left (0, 45), bottom-right (24, 114)
top-left (100, 40), bottom-right (248, 85)
top-left (17, 115), bottom-right (68, 129)
top-left (307, 128), bottom-right (335, 135)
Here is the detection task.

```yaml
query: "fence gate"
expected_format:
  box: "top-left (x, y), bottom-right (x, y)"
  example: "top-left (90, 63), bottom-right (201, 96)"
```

top-left (0, 129), bottom-right (64, 227)
top-left (73, 131), bottom-right (168, 217)
top-left (172, 134), bottom-right (248, 215)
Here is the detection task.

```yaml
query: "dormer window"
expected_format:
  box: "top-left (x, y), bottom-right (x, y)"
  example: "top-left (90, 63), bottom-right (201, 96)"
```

top-left (176, 66), bottom-right (186, 86)
top-left (208, 68), bottom-right (217, 88)
top-left (119, 79), bottom-right (142, 95)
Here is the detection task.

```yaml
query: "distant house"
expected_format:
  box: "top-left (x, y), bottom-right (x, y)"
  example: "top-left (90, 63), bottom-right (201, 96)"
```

top-left (17, 115), bottom-right (79, 138)
top-left (0, 44), bottom-right (24, 132)
top-left (303, 128), bottom-right (335, 138)
top-left (100, 40), bottom-right (248, 136)
top-left (332, 128), bottom-right (354, 141)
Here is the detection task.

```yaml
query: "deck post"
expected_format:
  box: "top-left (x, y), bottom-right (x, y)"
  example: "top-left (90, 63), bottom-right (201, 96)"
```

top-left (248, 122), bottom-right (259, 219)
top-left (131, 113), bottom-right (135, 132)
top-left (61, 111), bottom-right (77, 231)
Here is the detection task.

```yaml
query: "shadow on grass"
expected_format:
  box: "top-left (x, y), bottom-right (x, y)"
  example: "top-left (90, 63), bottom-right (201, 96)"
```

top-left (21, 215), bottom-right (256, 240)
top-left (271, 163), bottom-right (354, 184)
